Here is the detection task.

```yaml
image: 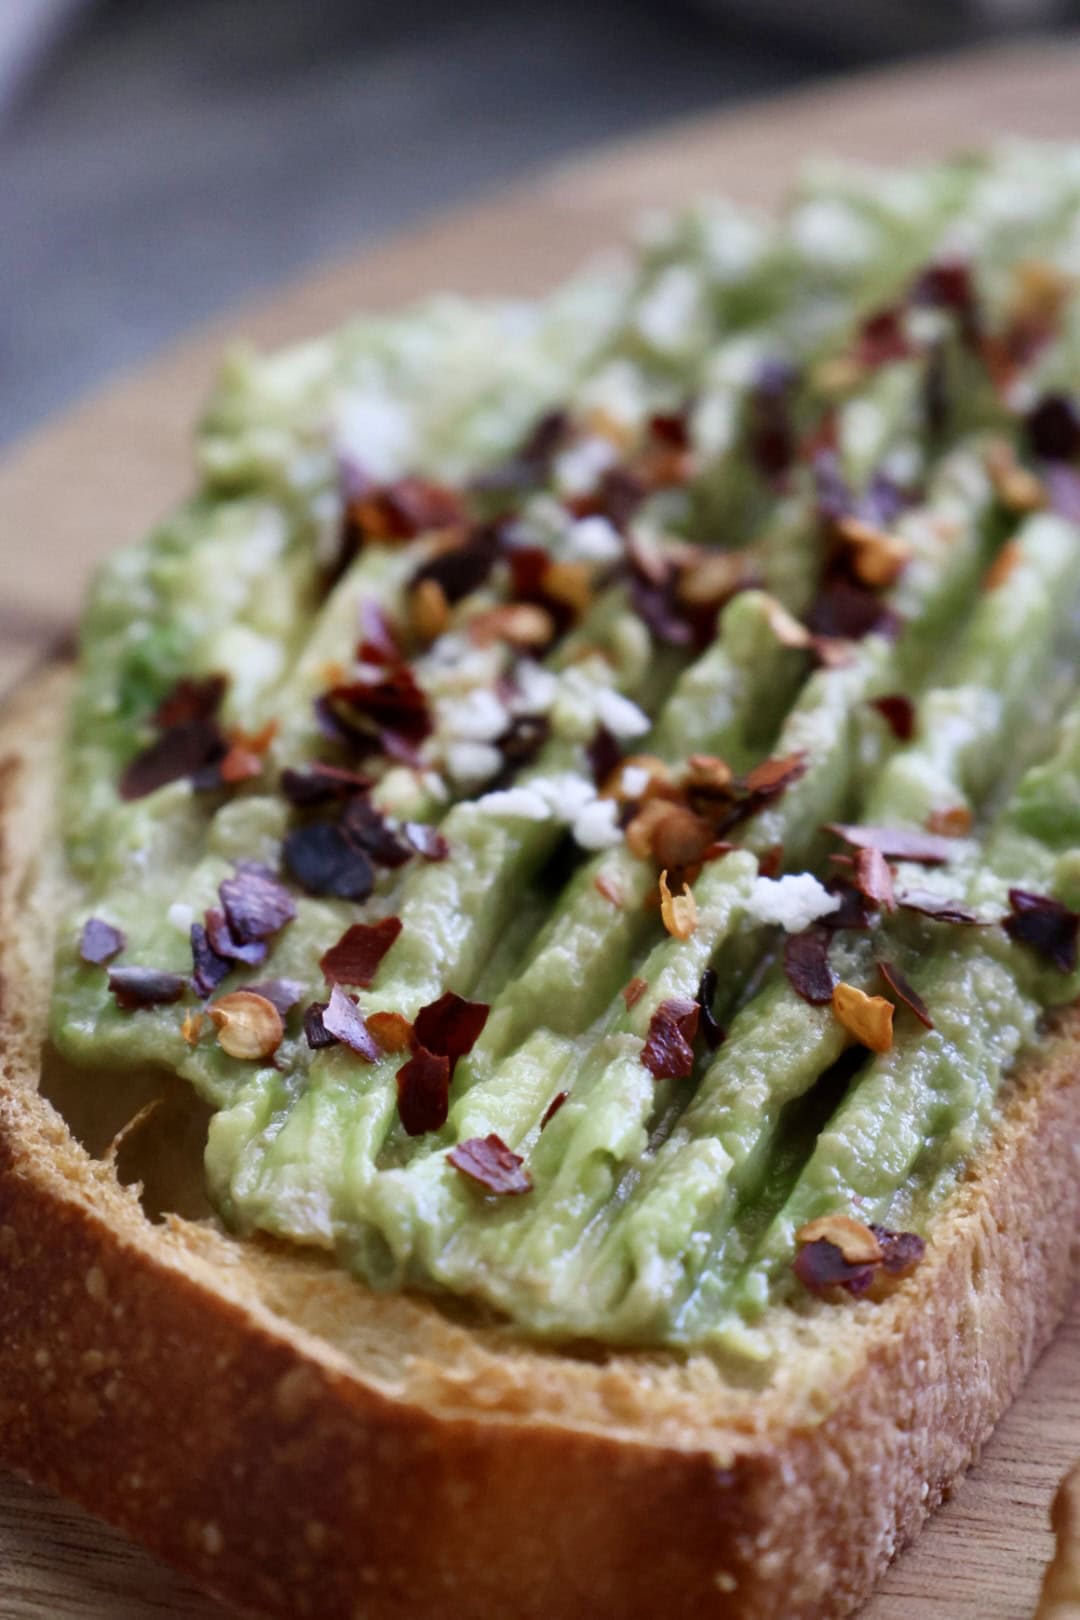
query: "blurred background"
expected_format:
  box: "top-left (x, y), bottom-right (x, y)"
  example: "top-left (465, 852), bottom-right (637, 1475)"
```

top-left (2, 0), bottom-right (1078, 449)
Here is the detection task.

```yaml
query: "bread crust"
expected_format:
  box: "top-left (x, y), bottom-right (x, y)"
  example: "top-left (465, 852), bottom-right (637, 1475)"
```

top-left (1037, 1466), bottom-right (1080, 1618)
top-left (1, 666), bottom-right (1078, 1620)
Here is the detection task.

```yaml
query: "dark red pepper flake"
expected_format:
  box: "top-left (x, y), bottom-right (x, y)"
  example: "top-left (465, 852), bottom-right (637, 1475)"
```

top-left (742, 752), bottom-right (807, 802)
top-left (204, 908), bottom-right (268, 968)
top-left (586, 723), bottom-right (622, 789)
top-left (1003, 888), bottom-right (1080, 973)
top-left (403, 821), bottom-right (449, 861)
top-left (410, 520), bottom-right (502, 606)
top-left (821, 879), bottom-right (877, 932)
top-left (757, 844), bottom-right (784, 880)
top-left (190, 922), bottom-right (233, 998)
top-left (854, 306), bottom-right (911, 370)
top-left (319, 918), bottom-right (403, 987)
top-left (321, 984), bottom-right (381, 1061)
top-left (79, 917), bottom-right (126, 966)
top-left (696, 967), bottom-right (724, 1050)
top-left (793, 1239), bottom-right (877, 1299)
top-left (877, 959), bottom-right (933, 1029)
top-left (342, 797), bottom-right (412, 868)
top-left (348, 476), bottom-right (467, 543)
top-left (219, 865), bottom-right (296, 944)
top-left (323, 666), bottom-right (433, 746)
top-left (280, 763), bottom-right (375, 805)
top-left (747, 358), bottom-right (797, 482)
top-left (108, 966), bottom-right (187, 1011)
top-left (153, 674), bottom-right (227, 729)
top-left (623, 976), bottom-right (647, 1009)
top-left (649, 410), bottom-right (692, 450)
top-left (412, 991), bottom-right (490, 1066)
top-left (283, 823), bottom-right (375, 901)
top-left (641, 996), bottom-right (700, 1080)
top-left (119, 720), bottom-right (227, 802)
top-left (447, 1133), bottom-right (532, 1195)
top-left (869, 693), bottom-right (916, 742)
top-left (896, 889), bottom-right (979, 925)
top-left (592, 465), bottom-right (648, 532)
top-left (241, 978), bottom-right (304, 1017)
top-left (540, 1090), bottom-right (570, 1129)
top-left (396, 1046), bottom-right (452, 1136)
top-left (806, 579), bottom-right (901, 643)
top-left (472, 409), bottom-right (570, 493)
top-left (783, 927), bottom-right (837, 1005)
top-left (493, 714), bottom-right (551, 778)
top-left (1026, 393), bottom-right (1080, 463)
top-left (911, 259), bottom-right (980, 341)
top-left (870, 1223), bottom-right (926, 1277)
top-left (852, 846), bottom-right (895, 912)
top-left (827, 824), bottom-right (956, 865)
top-left (303, 1000), bottom-right (337, 1049)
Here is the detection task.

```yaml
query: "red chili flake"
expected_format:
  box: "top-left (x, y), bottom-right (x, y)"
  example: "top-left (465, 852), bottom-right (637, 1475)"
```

top-left (204, 908), bottom-right (268, 967)
top-left (641, 996), bottom-right (700, 1080)
top-left (153, 675), bottom-right (227, 729)
top-left (586, 723), bottom-right (622, 789)
top-left (742, 752), bottom-right (808, 801)
top-left (1025, 393), bottom-right (1080, 462)
top-left (747, 359), bottom-right (797, 482)
top-left (696, 967), bottom-right (724, 1050)
top-left (119, 720), bottom-right (227, 801)
top-left (783, 927), bottom-right (837, 1005)
top-left (854, 306), bottom-right (912, 369)
top-left (494, 713), bottom-right (551, 777)
top-left (629, 569), bottom-right (695, 648)
top-left (190, 922), bottom-right (233, 997)
top-left (357, 599), bottom-right (403, 666)
top-left (350, 476), bottom-right (467, 542)
top-left (869, 694), bottom-right (915, 742)
top-left (280, 763), bottom-right (375, 805)
top-left (447, 1133), bottom-right (532, 1195)
top-left (757, 844), bottom-right (784, 880)
top-left (283, 823), bottom-right (375, 901)
top-left (870, 1224), bottom-right (926, 1277)
top-left (396, 1046), bottom-right (452, 1135)
top-left (877, 959), bottom-right (934, 1029)
top-left (410, 520), bottom-right (502, 605)
top-left (79, 917), bottom-right (126, 966)
top-left (806, 580), bottom-right (901, 642)
top-left (540, 1090), bottom-right (569, 1129)
top-left (303, 1000), bottom-right (337, 1049)
top-left (402, 822), bottom-right (449, 861)
top-left (472, 410), bottom-right (569, 493)
top-left (1003, 888), bottom-right (1080, 973)
top-left (827, 824), bottom-right (956, 865)
top-left (852, 847), bottom-right (895, 912)
top-left (342, 798), bottom-right (412, 868)
top-left (896, 889), bottom-right (979, 925)
top-left (108, 966), bottom-right (187, 1011)
top-left (821, 879), bottom-right (877, 932)
top-left (412, 991), bottom-right (490, 1066)
top-left (623, 977), bottom-right (648, 1008)
top-left (323, 667), bottom-right (433, 745)
top-left (793, 1239), bottom-right (877, 1298)
top-left (319, 918), bottom-right (403, 987)
top-left (911, 259), bottom-right (980, 338)
top-left (321, 984), bottom-right (381, 1061)
top-left (219, 865), bottom-right (297, 943)
top-left (591, 465), bottom-right (648, 531)
top-left (241, 978), bottom-right (304, 1017)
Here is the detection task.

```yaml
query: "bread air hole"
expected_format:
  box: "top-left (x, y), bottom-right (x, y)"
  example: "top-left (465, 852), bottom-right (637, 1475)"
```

top-left (38, 1042), bottom-right (214, 1223)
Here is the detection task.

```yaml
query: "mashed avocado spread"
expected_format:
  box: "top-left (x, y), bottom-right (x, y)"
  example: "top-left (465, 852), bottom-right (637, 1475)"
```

top-left (51, 143), bottom-right (1080, 1355)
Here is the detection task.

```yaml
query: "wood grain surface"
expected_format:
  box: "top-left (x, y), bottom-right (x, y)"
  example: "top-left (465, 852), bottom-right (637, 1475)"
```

top-left (1, 38), bottom-right (1079, 1619)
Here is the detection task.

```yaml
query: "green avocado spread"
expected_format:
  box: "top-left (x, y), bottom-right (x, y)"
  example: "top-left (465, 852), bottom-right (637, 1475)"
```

top-left (51, 143), bottom-right (1080, 1357)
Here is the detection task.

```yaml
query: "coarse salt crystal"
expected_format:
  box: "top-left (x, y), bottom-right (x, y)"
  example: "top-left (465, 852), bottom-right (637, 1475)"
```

top-left (747, 874), bottom-right (842, 934)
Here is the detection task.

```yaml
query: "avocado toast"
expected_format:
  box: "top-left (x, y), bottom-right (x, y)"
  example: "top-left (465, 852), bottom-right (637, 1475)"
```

top-left (3, 141), bottom-right (1080, 1617)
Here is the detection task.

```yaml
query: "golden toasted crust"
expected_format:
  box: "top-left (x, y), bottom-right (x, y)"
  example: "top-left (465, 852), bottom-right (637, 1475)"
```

top-left (1037, 1466), bottom-right (1080, 1618)
top-left (1, 666), bottom-right (1078, 1620)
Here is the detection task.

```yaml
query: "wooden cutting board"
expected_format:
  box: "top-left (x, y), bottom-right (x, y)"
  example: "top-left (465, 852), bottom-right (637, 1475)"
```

top-left (2, 38), bottom-right (1079, 1619)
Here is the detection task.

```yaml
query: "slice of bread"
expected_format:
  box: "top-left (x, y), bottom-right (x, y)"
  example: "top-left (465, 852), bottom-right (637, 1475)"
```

top-left (1, 662), bottom-right (1078, 1619)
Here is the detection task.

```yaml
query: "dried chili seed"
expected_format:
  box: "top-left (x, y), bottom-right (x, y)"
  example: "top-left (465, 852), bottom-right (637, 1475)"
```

top-left (412, 991), bottom-right (490, 1066)
top-left (652, 807), bottom-right (715, 871)
top-left (396, 1046), bottom-right (452, 1136)
top-left (641, 997), bottom-right (700, 1080)
top-left (108, 967), bottom-right (187, 1011)
top-left (79, 917), bottom-right (126, 966)
top-left (319, 918), bottom-right (403, 987)
top-left (1003, 888), bottom-right (1080, 973)
top-left (783, 927), bottom-right (837, 1005)
top-left (208, 991), bottom-right (284, 1061)
top-left (796, 1214), bottom-right (883, 1265)
top-left (877, 959), bottom-right (934, 1029)
top-left (447, 1134), bottom-right (532, 1195)
top-left (366, 1010), bottom-right (413, 1053)
top-left (793, 1240), bottom-right (877, 1299)
top-left (659, 870), bottom-right (698, 940)
top-left (283, 823), bottom-right (375, 901)
top-left (832, 982), bottom-right (894, 1052)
